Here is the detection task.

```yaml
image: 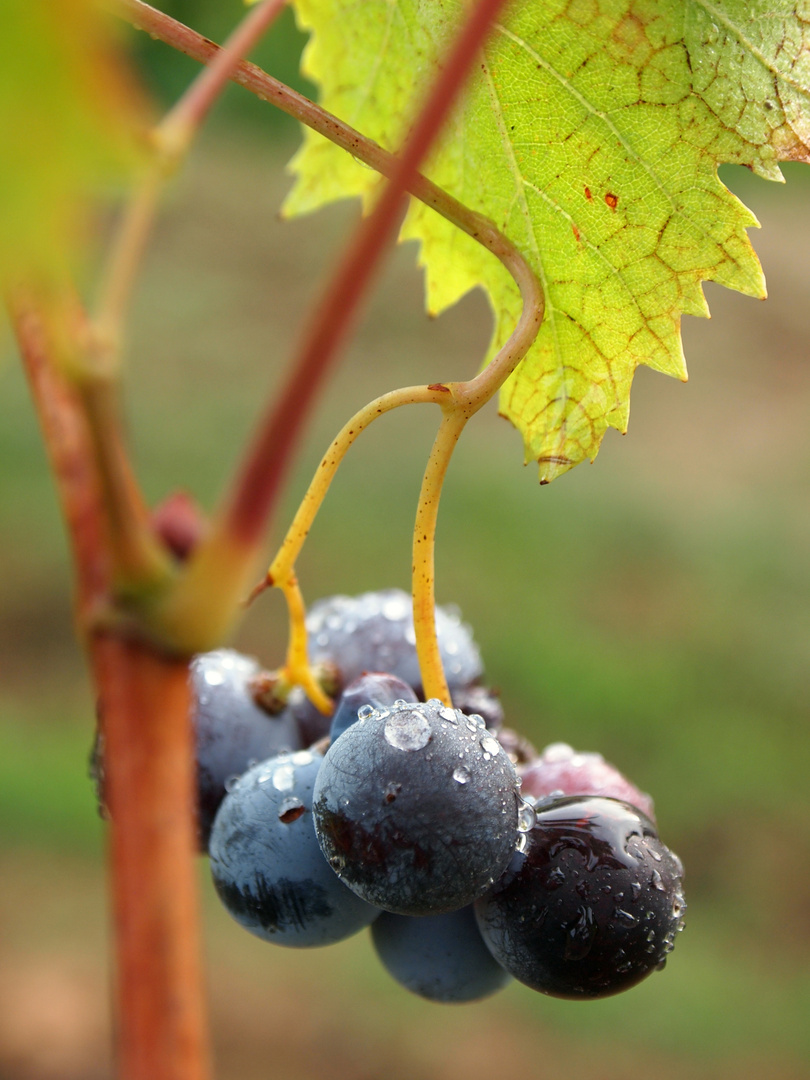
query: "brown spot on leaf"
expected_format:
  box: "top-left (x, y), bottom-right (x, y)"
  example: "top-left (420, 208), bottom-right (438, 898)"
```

top-left (572, 224), bottom-right (581, 242)
top-left (605, 192), bottom-right (618, 210)
top-left (584, 186), bottom-right (592, 201)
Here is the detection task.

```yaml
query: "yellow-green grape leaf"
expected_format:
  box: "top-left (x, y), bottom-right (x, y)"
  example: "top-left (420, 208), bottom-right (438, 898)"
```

top-left (285, 0), bottom-right (810, 481)
top-left (0, 0), bottom-right (146, 286)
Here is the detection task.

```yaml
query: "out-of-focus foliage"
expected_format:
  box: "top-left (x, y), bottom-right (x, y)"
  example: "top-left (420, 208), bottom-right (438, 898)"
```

top-left (0, 0), bottom-right (146, 283)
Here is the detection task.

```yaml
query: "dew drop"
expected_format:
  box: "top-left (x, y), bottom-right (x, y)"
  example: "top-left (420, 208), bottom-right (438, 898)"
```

top-left (224, 774), bottom-right (241, 793)
top-left (615, 908), bottom-right (637, 926)
top-left (517, 799), bottom-right (536, 833)
top-left (204, 669), bottom-right (225, 687)
top-left (439, 706), bottom-right (458, 724)
top-left (480, 735), bottom-right (500, 757)
top-left (357, 704), bottom-right (375, 720)
top-left (385, 710), bottom-right (431, 751)
top-left (546, 866), bottom-right (566, 889)
top-left (651, 868), bottom-right (665, 891)
top-left (565, 906), bottom-right (596, 961)
top-left (382, 596), bottom-right (409, 620)
top-left (631, 881), bottom-right (642, 901)
top-left (291, 750), bottom-right (314, 767)
top-left (272, 765), bottom-right (295, 792)
top-left (453, 765), bottom-right (471, 784)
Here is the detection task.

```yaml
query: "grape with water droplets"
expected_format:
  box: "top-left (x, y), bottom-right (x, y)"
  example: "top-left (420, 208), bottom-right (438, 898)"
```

top-left (192, 650), bottom-right (303, 848)
top-left (329, 671), bottom-right (418, 744)
top-left (210, 749), bottom-right (381, 946)
top-left (474, 795), bottom-right (685, 999)
top-left (313, 698), bottom-right (520, 915)
top-left (306, 588), bottom-right (483, 693)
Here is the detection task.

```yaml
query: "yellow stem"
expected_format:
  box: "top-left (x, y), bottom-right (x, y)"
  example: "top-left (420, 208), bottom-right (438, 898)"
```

top-left (412, 408), bottom-right (468, 704)
top-left (267, 383), bottom-right (448, 586)
top-left (277, 575), bottom-right (333, 715)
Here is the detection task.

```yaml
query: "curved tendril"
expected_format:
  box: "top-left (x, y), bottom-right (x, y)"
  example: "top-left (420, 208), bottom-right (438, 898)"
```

top-left (277, 574), bottom-right (332, 715)
top-left (412, 409), bottom-right (467, 705)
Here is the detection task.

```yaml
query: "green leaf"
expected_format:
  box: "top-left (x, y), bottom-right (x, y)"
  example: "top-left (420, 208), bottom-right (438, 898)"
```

top-left (0, 0), bottom-right (145, 285)
top-left (285, 0), bottom-right (810, 481)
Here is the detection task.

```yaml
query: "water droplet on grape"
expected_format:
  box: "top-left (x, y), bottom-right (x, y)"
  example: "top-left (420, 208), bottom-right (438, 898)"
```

top-left (546, 866), bottom-right (566, 889)
top-left (517, 799), bottom-right (536, 833)
top-left (439, 706), bottom-right (458, 724)
top-left (204, 669), bottom-right (225, 687)
top-left (615, 908), bottom-right (637, 926)
top-left (651, 868), bottom-right (665, 891)
top-left (384, 711), bottom-right (431, 751)
top-left (272, 765), bottom-right (295, 792)
top-left (480, 735), bottom-right (500, 757)
top-left (357, 704), bottom-right (375, 720)
top-left (224, 774), bottom-right (241, 793)
top-left (453, 765), bottom-right (471, 784)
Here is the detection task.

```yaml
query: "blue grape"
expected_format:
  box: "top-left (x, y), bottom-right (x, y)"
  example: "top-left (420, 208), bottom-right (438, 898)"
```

top-left (372, 906), bottom-right (512, 1003)
top-left (306, 589), bottom-right (483, 693)
top-left (313, 699), bottom-right (520, 915)
top-left (474, 795), bottom-right (686, 999)
top-left (329, 671), bottom-right (418, 743)
top-left (192, 650), bottom-right (302, 849)
top-left (209, 749), bottom-right (381, 946)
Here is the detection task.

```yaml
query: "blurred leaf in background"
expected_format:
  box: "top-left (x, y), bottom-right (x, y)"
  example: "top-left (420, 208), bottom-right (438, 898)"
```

top-left (0, 0), bottom-right (146, 285)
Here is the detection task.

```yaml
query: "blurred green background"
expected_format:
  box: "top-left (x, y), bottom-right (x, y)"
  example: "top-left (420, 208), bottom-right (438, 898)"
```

top-left (1, 4), bottom-right (810, 1078)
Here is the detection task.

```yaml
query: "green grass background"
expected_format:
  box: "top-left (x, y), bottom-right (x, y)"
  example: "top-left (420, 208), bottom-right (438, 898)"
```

top-left (1, 8), bottom-right (810, 1078)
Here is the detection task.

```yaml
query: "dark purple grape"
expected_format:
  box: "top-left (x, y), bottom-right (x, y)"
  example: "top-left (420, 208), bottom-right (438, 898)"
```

top-left (192, 650), bottom-right (302, 848)
top-left (209, 749), bottom-right (381, 946)
top-left (519, 742), bottom-right (655, 822)
top-left (306, 589), bottom-right (483, 694)
top-left (371, 906), bottom-right (512, 1003)
top-left (329, 672), bottom-right (418, 744)
top-left (313, 699), bottom-right (520, 916)
top-left (474, 796), bottom-right (685, 999)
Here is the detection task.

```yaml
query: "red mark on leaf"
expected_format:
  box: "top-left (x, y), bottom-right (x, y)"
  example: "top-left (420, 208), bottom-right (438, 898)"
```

top-left (572, 224), bottom-right (581, 242)
top-left (584, 186), bottom-right (592, 201)
top-left (605, 192), bottom-right (618, 211)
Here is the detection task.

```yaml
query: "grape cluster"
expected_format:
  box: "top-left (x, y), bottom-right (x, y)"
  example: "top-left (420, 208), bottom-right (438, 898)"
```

top-left (98, 588), bottom-right (686, 1003)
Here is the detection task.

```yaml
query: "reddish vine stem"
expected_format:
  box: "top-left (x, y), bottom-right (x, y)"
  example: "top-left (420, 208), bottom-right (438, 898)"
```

top-left (8, 292), bottom-right (109, 616)
top-left (8, 294), bottom-right (212, 1080)
top-left (92, 635), bottom-right (211, 1080)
